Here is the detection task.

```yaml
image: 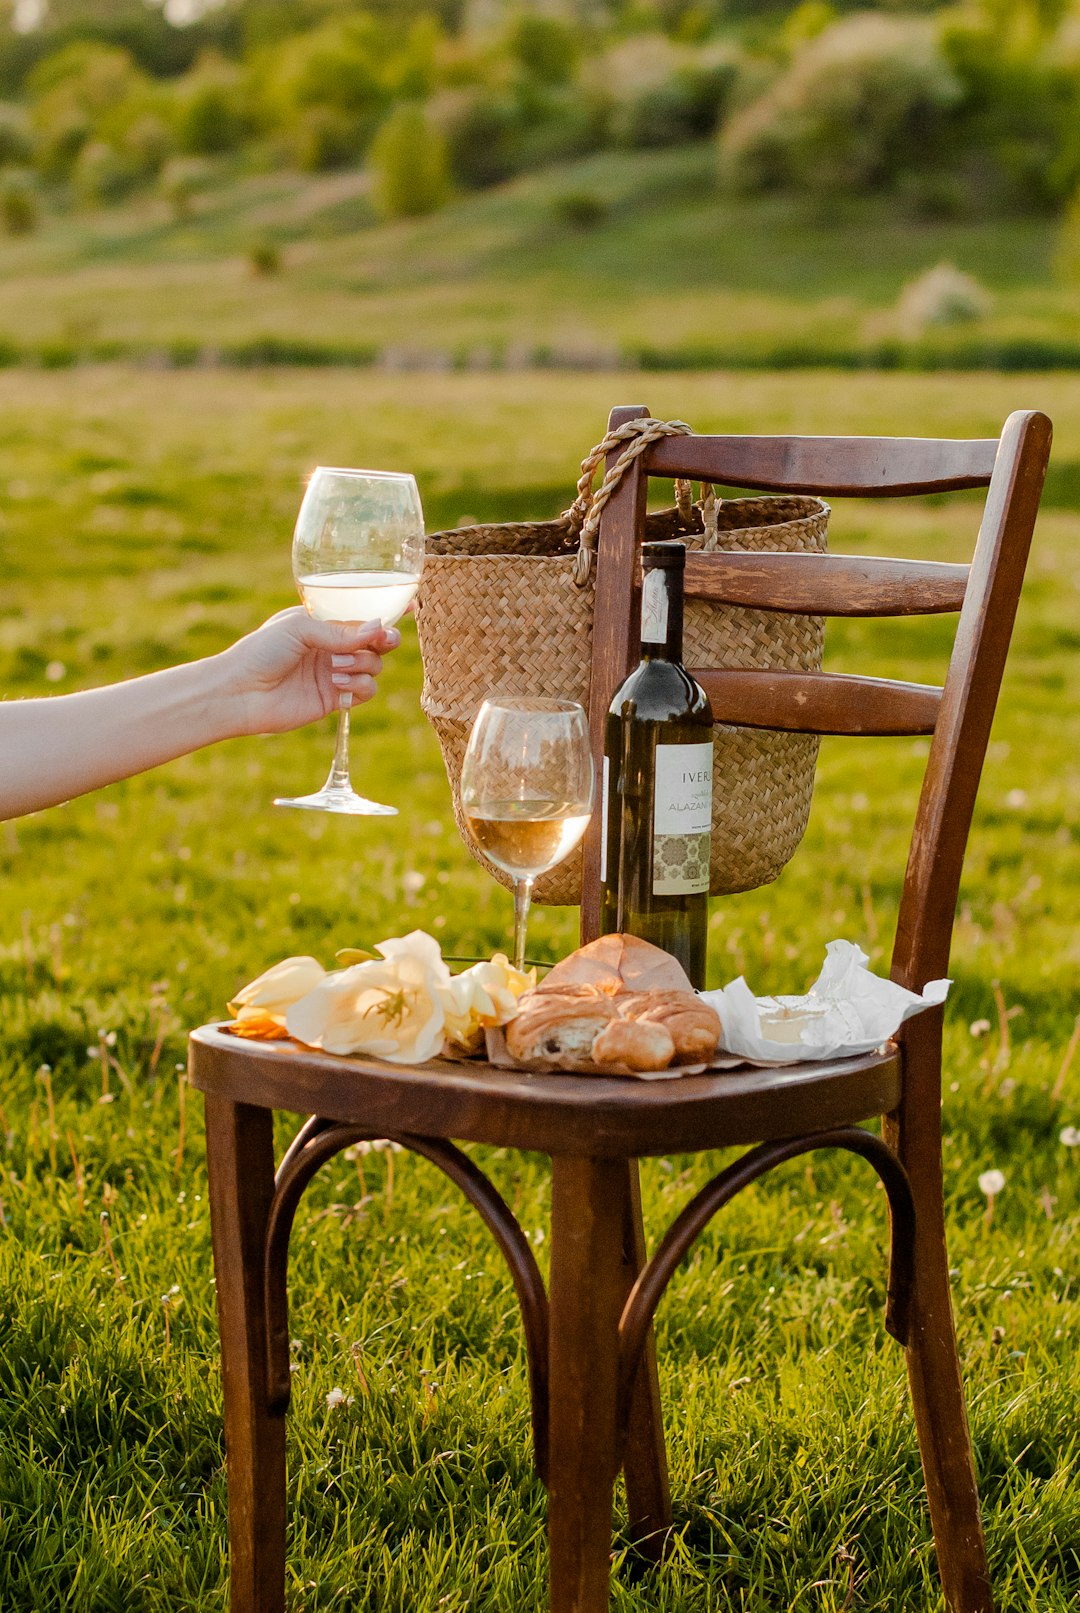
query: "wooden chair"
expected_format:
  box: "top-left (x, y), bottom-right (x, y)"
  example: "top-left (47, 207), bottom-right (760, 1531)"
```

top-left (188, 404), bottom-right (1051, 1613)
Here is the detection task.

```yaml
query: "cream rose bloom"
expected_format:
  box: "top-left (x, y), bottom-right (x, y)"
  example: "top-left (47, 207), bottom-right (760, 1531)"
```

top-left (229, 956), bottom-right (327, 1035)
top-left (440, 954), bottom-right (534, 1053)
top-left (286, 931), bottom-right (449, 1062)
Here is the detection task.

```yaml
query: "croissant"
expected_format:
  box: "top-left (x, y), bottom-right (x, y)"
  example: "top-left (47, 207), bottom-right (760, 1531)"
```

top-left (505, 991), bottom-right (616, 1068)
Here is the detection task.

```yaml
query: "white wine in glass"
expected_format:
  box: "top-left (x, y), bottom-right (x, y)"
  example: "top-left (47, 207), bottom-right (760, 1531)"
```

top-left (275, 467), bottom-right (424, 817)
top-left (461, 697), bottom-right (593, 971)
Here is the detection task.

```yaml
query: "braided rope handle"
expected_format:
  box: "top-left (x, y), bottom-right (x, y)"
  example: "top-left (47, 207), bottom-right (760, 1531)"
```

top-left (565, 418), bottom-right (691, 585)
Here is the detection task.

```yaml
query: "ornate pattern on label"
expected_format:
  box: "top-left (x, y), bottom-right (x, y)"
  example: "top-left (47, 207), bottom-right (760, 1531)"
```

top-left (652, 741), bottom-right (712, 895)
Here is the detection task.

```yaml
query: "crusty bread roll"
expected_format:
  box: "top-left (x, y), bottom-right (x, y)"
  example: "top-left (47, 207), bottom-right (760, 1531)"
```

top-left (590, 1018), bottom-right (675, 1072)
top-left (616, 990), bottom-right (721, 1060)
top-left (506, 992), bottom-right (615, 1067)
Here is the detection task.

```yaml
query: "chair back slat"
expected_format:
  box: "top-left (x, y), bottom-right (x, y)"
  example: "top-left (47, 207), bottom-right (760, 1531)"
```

top-left (692, 669), bottom-right (941, 737)
top-left (647, 433), bottom-right (999, 496)
top-left (684, 552), bottom-right (968, 617)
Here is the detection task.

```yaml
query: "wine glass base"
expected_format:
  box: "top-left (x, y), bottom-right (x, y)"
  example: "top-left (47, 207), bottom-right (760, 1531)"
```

top-left (273, 787), bottom-right (397, 817)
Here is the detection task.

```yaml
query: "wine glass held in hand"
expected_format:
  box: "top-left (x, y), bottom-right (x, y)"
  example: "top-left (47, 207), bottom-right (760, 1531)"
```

top-left (461, 696), bottom-right (593, 973)
top-left (274, 467), bottom-right (424, 816)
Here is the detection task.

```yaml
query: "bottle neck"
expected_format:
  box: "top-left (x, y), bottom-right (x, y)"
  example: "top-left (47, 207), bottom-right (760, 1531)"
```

top-left (639, 563), bottom-right (684, 662)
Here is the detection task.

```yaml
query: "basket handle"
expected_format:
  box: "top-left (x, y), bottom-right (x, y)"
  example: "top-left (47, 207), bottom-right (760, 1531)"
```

top-left (566, 417), bottom-right (705, 585)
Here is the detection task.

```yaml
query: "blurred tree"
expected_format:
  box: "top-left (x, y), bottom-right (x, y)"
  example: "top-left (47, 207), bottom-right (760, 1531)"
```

top-left (507, 12), bottom-right (579, 84)
top-left (720, 14), bottom-right (962, 194)
top-left (0, 168), bottom-right (38, 232)
top-left (369, 100), bottom-right (449, 217)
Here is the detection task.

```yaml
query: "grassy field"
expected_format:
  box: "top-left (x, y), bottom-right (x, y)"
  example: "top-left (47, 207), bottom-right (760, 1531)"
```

top-left (1, 146), bottom-right (1080, 368)
top-left (0, 366), bottom-right (1078, 1610)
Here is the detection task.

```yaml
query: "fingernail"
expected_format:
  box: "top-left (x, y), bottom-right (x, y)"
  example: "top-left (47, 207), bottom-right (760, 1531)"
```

top-left (331, 654), bottom-right (352, 668)
top-left (331, 672), bottom-right (350, 687)
top-left (385, 628), bottom-right (401, 648)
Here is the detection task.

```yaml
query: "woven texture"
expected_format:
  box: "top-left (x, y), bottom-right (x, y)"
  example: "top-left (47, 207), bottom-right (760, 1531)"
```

top-left (417, 490), bottom-right (828, 906)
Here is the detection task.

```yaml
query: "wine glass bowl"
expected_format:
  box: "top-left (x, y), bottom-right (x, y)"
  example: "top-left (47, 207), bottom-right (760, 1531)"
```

top-left (274, 467), bottom-right (424, 816)
top-left (461, 695), bottom-right (593, 970)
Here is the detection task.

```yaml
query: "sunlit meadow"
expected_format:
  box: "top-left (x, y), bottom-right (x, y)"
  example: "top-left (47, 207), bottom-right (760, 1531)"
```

top-left (0, 367), bottom-right (1078, 1610)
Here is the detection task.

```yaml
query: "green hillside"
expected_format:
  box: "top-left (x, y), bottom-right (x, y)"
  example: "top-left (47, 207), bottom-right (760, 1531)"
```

top-left (0, 143), bottom-right (1076, 368)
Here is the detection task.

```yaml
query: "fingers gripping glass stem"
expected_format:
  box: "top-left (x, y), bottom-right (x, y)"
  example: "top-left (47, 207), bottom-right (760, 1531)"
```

top-left (273, 467), bottom-right (424, 817)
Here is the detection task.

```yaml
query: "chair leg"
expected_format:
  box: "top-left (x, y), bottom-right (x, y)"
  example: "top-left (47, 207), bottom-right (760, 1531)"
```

top-left (619, 1160), bottom-right (672, 1559)
top-left (548, 1155), bottom-right (627, 1613)
top-left (904, 1191), bottom-right (994, 1613)
top-left (886, 1018), bottom-right (994, 1613)
top-left (205, 1094), bottom-right (287, 1613)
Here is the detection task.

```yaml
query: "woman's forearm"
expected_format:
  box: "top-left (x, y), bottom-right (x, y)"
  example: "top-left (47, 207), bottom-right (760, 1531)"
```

top-left (0, 656), bottom-right (237, 820)
top-left (1, 610), bottom-right (399, 823)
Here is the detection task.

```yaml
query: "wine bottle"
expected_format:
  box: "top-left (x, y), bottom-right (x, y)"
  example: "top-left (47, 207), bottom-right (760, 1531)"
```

top-left (599, 541), bottom-right (713, 987)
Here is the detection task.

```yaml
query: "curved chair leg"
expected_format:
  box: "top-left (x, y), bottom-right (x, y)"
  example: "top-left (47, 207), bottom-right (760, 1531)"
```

top-left (548, 1155), bottom-right (626, 1613)
top-left (619, 1160), bottom-right (672, 1561)
top-left (888, 1017), bottom-right (994, 1613)
top-left (204, 1094), bottom-right (286, 1613)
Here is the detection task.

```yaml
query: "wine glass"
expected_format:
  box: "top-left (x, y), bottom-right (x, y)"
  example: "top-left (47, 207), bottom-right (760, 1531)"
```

top-left (461, 696), bottom-right (594, 972)
top-left (274, 466), bottom-right (424, 816)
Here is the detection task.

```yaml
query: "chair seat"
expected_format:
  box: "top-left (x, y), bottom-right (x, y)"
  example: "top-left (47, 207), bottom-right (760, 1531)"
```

top-left (187, 1024), bottom-right (901, 1158)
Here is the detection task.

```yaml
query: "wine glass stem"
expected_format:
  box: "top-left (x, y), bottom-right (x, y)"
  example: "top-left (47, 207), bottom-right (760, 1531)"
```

top-left (327, 695), bottom-right (352, 791)
top-left (513, 877), bottom-right (534, 974)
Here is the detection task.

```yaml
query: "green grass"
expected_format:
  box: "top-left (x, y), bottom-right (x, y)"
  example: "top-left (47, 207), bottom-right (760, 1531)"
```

top-left (0, 367), bottom-right (1078, 1609)
top-left (2, 146), bottom-right (1080, 368)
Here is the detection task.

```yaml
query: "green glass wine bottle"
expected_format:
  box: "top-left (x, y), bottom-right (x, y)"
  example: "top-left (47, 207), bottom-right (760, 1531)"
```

top-left (599, 541), bottom-right (713, 987)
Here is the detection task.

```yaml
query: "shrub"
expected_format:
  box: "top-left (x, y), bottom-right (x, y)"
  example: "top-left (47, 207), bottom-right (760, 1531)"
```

top-left (507, 14), bottom-right (579, 87)
top-left (598, 36), bottom-right (745, 151)
top-left (552, 190), bottom-right (608, 229)
top-left (254, 16), bottom-right (391, 163)
top-left (0, 172), bottom-right (38, 235)
top-left (720, 14), bottom-right (962, 195)
top-left (369, 103), bottom-right (449, 220)
top-left (173, 53), bottom-right (247, 156)
top-left (896, 264), bottom-right (992, 339)
top-left (289, 106), bottom-right (362, 172)
top-left (248, 236), bottom-right (282, 276)
top-left (0, 104), bottom-right (32, 168)
top-left (73, 139), bottom-right (144, 206)
top-left (431, 87), bottom-right (520, 189)
top-left (27, 42), bottom-right (146, 180)
top-left (158, 155), bottom-right (211, 221)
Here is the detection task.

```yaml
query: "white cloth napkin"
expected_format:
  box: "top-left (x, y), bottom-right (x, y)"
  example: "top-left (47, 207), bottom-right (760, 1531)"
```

top-left (700, 940), bottom-right (950, 1065)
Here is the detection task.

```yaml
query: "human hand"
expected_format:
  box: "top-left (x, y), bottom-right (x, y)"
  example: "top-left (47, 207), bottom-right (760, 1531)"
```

top-left (215, 607), bottom-right (402, 737)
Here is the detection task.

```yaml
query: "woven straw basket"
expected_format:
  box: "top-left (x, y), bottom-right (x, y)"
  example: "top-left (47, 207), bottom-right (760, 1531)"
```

top-left (415, 420), bottom-right (828, 906)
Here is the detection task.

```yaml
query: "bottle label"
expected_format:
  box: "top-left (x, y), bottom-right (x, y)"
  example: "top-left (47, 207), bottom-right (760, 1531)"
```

top-left (640, 568), bottom-right (669, 645)
top-left (652, 741), bottom-right (712, 895)
top-left (600, 755), bottom-right (609, 883)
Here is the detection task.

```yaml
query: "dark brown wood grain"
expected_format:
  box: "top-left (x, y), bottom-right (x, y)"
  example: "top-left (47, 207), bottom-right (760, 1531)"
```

top-left (548, 1156), bottom-right (627, 1613)
top-left (188, 1025), bottom-right (902, 1158)
top-left (203, 1095), bottom-right (286, 1613)
top-left (648, 432), bottom-right (998, 495)
top-left (692, 667), bottom-right (943, 735)
top-left (684, 551), bottom-right (968, 616)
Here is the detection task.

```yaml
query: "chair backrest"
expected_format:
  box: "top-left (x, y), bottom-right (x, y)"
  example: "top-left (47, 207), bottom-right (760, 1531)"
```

top-left (579, 403), bottom-right (1052, 999)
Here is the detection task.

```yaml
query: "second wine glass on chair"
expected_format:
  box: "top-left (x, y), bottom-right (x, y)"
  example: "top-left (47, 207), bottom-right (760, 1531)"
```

top-left (275, 466), bottom-right (424, 817)
top-left (461, 696), bottom-right (594, 972)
